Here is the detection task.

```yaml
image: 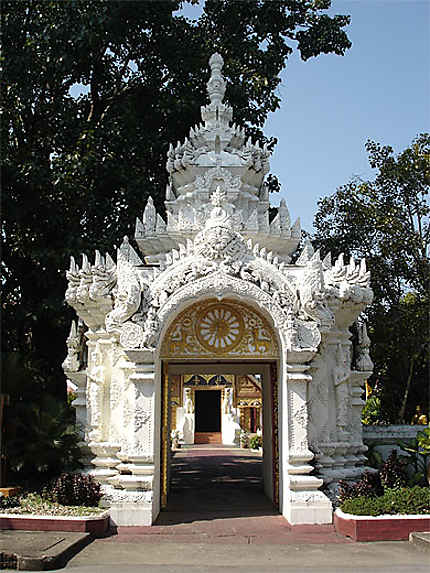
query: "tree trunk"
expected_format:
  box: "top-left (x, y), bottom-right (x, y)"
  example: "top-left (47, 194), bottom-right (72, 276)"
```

top-left (398, 355), bottom-right (416, 423)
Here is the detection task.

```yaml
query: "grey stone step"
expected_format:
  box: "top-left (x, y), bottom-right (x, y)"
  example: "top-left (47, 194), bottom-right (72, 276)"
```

top-left (409, 531), bottom-right (430, 552)
top-left (0, 530), bottom-right (92, 570)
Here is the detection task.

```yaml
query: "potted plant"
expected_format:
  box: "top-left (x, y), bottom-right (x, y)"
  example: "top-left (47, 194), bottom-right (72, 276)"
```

top-left (249, 434), bottom-right (262, 452)
top-left (239, 429), bottom-right (249, 449)
top-left (171, 429), bottom-right (182, 449)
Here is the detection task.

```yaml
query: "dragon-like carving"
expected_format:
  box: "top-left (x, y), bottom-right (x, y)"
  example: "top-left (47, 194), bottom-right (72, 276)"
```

top-left (106, 271), bottom-right (141, 333)
top-left (299, 254), bottom-right (335, 329)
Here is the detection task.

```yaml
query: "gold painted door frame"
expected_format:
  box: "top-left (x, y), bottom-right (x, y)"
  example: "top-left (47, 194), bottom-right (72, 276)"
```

top-left (161, 363), bottom-right (171, 509)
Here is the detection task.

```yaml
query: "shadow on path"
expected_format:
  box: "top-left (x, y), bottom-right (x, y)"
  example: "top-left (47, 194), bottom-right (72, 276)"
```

top-left (103, 446), bottom-right (347, 544)
top-left (156, 446), bottom-right (278, 525)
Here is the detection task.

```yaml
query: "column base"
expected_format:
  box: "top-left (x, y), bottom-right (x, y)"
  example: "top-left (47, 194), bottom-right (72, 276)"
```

top-left (100, 485), bottom-right (155, 526)
top-left (109, 503), bottom-right (154, 526)
top-left (109, 474), bottom-right (153, 491)
top-left (285, 490), bottom-right (333, 525)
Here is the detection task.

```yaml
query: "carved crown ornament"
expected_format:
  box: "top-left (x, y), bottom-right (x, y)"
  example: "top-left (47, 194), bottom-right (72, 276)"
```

top-left (63, 189), bottom-right (372, 359)
top-left (134, 52), bottom-right (301, 260)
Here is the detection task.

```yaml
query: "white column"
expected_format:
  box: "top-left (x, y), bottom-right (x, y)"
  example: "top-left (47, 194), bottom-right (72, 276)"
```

top-left (86, 331), bottom-right (121, 483)
top-left (109, 350), bottom-right (156, 526)
top-left (283, 351), bottom-right (333, 525)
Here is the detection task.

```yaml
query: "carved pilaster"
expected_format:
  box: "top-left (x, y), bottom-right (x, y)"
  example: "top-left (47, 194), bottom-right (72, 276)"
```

top-left (350, 370), bottom-right (369, 437)
top-left (62, 319), bottom-right (88, 437)
top-left (349, 370), bottom-right (372, 470)
top-left (86, 331), bottom-right (121, 483)
top-left (67, 370), bottom-right (87, 437)
top-left (287, 360), bottom-right (314, 467)
top-left (285, 350), bottom-right (332, 524)
top-left (115, 351), bottom-right (156, 492)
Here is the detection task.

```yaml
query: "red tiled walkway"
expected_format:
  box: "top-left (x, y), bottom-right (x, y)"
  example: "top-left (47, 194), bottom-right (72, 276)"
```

top-left (106, 445), bottom-right (349, 545)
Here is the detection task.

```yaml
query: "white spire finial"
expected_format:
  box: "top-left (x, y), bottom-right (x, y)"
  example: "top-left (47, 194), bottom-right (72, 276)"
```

top-left (207, 52), bottom-right (226, 105)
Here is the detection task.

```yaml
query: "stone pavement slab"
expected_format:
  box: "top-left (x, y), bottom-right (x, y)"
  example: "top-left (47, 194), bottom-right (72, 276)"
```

top-left (62, 540), bottom-right (430, 573)
top-left (0, 530), bottom-right (91, 570)
top-left (128, 448), bottom-right (349, 546)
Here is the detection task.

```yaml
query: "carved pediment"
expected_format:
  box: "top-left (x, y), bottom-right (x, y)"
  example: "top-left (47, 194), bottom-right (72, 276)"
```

top-left (160, 299), bottom-right (278, 359)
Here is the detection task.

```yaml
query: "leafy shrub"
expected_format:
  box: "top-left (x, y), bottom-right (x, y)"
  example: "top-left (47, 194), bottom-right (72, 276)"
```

top-left (362, 395), bottom-right (383, 425)
top-left (0, 495), bottom-right (20, 510)
top-left (397, 432), bottom-right (430, 487)
top-left (249, 435), bottom-right (262, 449)
top-left (417, 426), bottom-right (430, 455)
top-left (338, 471), bottom-right (383, 504)
top-left (341, 486), bottom-right (430, 516)
top-left (379, 450), bottom-right (408, 489)
top-left (44, 473), bottom-right (102, 507)
top-left (338, 450), bottom-right (413, 505)
top-left (3, 352), bottom-right (82, 485)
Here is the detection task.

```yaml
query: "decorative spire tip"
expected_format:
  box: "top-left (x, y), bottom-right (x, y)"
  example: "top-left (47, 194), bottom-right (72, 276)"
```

top-left (207, 52), bottom-right (226, 105)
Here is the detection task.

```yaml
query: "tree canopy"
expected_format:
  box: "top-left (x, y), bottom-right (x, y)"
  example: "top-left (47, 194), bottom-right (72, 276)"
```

top-left (2, 0), bottom-right (352, 479)
top-left (314, 133), bottom-right (430, 423)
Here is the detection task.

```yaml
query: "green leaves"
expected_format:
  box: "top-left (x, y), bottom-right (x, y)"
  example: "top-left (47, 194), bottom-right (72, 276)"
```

top-left (417, 427), bottom-right (430, 455)
top-left (314, 134), bottom-right (430, 423)
top-left (341, 486), bottom-right (430, 516)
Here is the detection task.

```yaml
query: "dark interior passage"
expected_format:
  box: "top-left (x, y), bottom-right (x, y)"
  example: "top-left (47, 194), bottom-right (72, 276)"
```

top-left (194, 390), bottom-right (221, 432)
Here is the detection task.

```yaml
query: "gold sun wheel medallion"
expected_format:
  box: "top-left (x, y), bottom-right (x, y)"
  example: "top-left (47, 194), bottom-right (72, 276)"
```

top-left (196, 304), bottom-right (244, 354)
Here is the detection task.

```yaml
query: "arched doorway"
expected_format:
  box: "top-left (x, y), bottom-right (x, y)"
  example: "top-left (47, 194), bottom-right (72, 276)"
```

top-left (159, 298), bottom-right (280, 511)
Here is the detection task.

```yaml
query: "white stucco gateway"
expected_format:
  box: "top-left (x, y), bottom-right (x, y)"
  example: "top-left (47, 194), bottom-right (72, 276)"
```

top-left (62, 53), bottom-right (374, 526)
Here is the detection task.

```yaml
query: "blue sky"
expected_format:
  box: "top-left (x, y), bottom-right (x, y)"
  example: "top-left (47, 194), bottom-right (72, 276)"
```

top-left (181, 0), bottom-right (430, 232)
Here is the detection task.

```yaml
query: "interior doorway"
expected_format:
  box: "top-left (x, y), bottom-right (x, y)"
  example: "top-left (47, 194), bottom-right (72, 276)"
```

top-left (160, 361), bottom-right (278, 514)
top-left (194, 389), bottom-right (221, 443)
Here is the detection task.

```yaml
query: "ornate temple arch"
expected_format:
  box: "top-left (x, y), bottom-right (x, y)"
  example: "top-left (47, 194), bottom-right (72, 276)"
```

top-left (62, 53), bottom-right (374, 527)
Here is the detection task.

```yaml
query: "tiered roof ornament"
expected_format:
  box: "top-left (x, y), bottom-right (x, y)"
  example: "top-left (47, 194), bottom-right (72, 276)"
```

top-left (135, 53), bottom-right (300, 262)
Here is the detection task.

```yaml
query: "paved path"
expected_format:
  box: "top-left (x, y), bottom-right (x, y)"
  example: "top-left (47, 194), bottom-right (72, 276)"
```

top-left (63, 541), bottom-right (429, 572)
top-left (61, 446), bottom-right (428, 572)
top-left (109, 445), bottom-right (347, 544)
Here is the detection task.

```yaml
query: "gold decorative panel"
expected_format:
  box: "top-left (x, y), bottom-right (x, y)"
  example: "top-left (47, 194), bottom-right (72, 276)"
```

top-left (161, 299), bottom-right (278, 359)
top-left (196, 303), bottom-right (244, 353)
top-left (169, 374), bottom-right (183, 407)
top-left (234, 375), bottom-right (262, 406)
top-left (183, 374), bottom-right (234, 386)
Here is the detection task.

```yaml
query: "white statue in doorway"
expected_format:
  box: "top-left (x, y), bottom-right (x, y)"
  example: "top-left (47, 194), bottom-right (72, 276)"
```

top-left (185, 388), bottom-right (194, 413)
top-left (224, 387), bottom-right (233, 414)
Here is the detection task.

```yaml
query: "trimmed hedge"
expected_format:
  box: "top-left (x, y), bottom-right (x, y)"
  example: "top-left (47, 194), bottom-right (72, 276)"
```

top-left (340, 486), bottom-right (430, 516)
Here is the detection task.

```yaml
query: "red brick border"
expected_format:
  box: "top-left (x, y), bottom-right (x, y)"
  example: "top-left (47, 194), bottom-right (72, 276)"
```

top-left (334, 508), bottom-right (430, 541)
top-left (0, 512), bottom-right (109, 537)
